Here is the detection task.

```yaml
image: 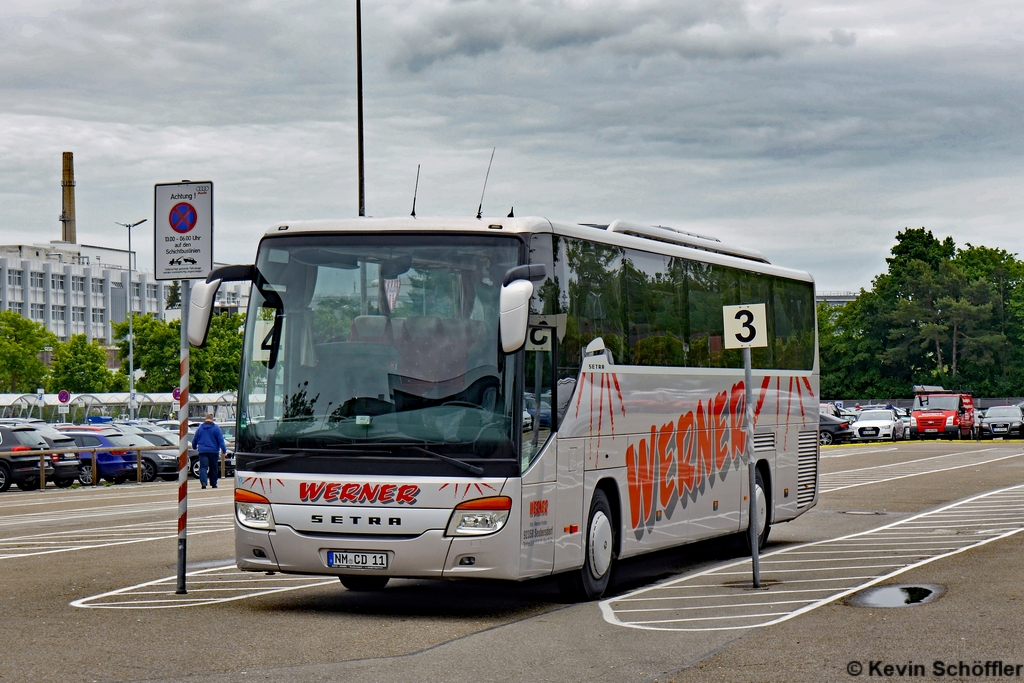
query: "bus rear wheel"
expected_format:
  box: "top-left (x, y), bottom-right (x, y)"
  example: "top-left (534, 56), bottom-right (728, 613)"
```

top-left (557, 489), bottom-right (615, 602)
top-left (340, 576), bottom-right (389, 592)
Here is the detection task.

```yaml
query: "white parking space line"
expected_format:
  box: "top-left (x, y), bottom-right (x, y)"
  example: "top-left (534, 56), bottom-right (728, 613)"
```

top-left (0, 497), bottom-right (230, 529)
top-left (821, 446), bottom-right (898, 459)
top-left (71, 565), bottom-right (337, 609)
top-left (0, 517), bottom-right (231, 559)
top-left (820, 448), bottom-right (1023, 492)
top-left (601, 484), bottom-right (1024, 632)
top-left (0, 488), bottom-right (177, 510)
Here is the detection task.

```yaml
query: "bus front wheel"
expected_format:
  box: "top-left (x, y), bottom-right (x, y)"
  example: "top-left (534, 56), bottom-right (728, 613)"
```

top-left (558, 489), bottom-right (615, 602)
top-left (744, 468), bottom-right (771, 553)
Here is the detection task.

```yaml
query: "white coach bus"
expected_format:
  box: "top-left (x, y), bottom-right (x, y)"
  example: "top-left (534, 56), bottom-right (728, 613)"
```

top-left (189, 216), bottom-right (819, 600)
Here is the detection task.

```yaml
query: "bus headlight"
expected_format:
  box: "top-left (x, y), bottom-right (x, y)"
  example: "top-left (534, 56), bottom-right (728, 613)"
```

top-left (235, 489), bottom-right (275, 530)
top-left (446, 496), bottom-right (512, 536)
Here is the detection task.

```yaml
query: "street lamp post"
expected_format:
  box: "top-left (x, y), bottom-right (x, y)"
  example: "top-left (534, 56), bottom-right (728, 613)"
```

top-left (115, 219), bottom-right (147, 421)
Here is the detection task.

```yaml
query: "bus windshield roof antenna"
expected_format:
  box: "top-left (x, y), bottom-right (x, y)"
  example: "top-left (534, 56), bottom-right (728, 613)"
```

top-left (476, 147), bottom-right (496, 219)
top-left (410, 164), bottom-right (420, 218)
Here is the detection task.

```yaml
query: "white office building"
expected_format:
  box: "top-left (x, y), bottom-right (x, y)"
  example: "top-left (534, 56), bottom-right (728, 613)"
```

top-left (0, 242), bottom-right (169, 344)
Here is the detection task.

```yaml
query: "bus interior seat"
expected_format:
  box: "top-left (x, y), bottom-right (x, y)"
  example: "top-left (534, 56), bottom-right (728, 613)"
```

top-left (350, 315), bottom-right (393, 343)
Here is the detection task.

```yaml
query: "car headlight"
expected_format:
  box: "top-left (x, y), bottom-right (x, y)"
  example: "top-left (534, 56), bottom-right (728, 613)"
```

top-left (158, 453), bottom-right (177, 460)
top-left (1013, 422), bottom-right (1022, 428)
top-left (235, 489), bottom-right (275, 530)
top-left (945, 415), bottom-right (955, 426)
top-left (910, 417), bottom-right (917, 426)
top-left (445, 496), bottom-right (512, 536)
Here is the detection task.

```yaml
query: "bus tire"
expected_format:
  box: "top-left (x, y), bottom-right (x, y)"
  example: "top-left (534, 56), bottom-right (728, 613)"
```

top-left (340, 576), bottom-right (389, 592)
top-left (557, 489), bottom-right (615, 602)
top-left (744, 468), bottom-right (771, 553)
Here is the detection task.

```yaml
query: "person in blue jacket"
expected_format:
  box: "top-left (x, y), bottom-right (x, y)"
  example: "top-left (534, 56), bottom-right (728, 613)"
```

top-left (192, 413), bottom-right (227, 489)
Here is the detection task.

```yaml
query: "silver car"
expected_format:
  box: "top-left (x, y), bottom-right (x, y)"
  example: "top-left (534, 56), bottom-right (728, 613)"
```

top-left (851, 409), bottom-right (906, 442)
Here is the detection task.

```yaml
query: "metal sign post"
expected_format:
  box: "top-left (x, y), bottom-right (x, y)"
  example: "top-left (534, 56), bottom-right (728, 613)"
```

top-left (723, 303), bottom-right (768, 589)
top-left (154, 180), bottom-right (213, 595)
top-left (176, 279), bottom-right (191, 594)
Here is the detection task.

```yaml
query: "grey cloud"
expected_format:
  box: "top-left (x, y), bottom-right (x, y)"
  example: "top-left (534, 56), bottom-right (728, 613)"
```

top-left (829, 28), bottom-right (856, 47)
top-left (388, 0), bottom-right (810, 72)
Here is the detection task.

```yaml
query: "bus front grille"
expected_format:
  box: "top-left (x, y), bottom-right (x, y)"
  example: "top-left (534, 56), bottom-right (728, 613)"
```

top-left (797, 430), bottom-right (818, 508)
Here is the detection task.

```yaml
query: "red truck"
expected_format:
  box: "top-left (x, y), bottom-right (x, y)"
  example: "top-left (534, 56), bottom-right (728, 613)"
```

top-left (910, 385), bottom-right (975, 440)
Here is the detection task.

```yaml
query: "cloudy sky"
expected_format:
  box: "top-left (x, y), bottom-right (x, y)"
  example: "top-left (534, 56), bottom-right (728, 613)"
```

top-left (1, 0), bottom-right (1022, 291)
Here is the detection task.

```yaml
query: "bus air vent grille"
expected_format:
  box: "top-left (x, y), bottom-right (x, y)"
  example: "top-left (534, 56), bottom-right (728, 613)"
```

top-left (797, 430), bottom-right (819, 508)
top-left (753, 432), bottom-right (776, 452)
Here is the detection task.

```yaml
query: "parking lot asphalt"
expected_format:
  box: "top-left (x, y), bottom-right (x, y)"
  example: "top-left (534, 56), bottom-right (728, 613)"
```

top-left (0, 440), bottom-right (1021, 683)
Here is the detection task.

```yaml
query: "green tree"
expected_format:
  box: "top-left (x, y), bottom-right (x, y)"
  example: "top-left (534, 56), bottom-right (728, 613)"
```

top-left (113, 312), bottom-right (246, 394)
top-left (113, 314), bottom-right (181, 392)
top-left (0, 311), bottom-right (55, 392)
top-left (192, 312), bottom-right (245, 392)
top-left (46, 334), bottom-right (119, 393)
top-left (165, 281), bottom-right (181, 310)
top-left (819, 227), bottom-right (1024, 398)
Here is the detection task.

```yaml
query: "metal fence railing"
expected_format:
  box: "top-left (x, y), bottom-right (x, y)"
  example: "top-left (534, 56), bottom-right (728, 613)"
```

top-left (4, 444), bottom-right (227, 489)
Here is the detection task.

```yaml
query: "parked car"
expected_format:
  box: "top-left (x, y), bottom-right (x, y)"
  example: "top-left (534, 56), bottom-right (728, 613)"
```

top-left (155, 419), bottom-right (203, 432)
top-left (129, 432), bottom-right (181, 482)
top-left (819, 402), bottom-right (843, 418)
top-left (0, 420), bottom-right (80, 488)
top-left (851, 409), bottom-right (906, 442)
top-left (978, 405), bottom-right (1024, 439)
top-left (897, 409), bottom-right (912, 438)
top-left (0, 425), bottom-right (54, 492)
top-left (910, 387), bottom-right (975, 439)
top-left (56, 427), bottom-right (138, 485)
top-left (818, 413), bottom-right (854, 445)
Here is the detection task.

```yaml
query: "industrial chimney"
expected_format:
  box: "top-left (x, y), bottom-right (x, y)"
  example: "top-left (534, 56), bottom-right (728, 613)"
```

top-left (59, 151), bottom-right (77, 243)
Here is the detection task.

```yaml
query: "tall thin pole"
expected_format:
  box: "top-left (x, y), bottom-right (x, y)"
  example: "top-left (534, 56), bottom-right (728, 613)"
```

top-left (744, 347), bottom-right (760, 588)
top-left (355, 0), bottom-right (365, 217)
top-left (116, 219), bottom-right (146, 420)
top-left (128, 226), bottom-right (134, 421)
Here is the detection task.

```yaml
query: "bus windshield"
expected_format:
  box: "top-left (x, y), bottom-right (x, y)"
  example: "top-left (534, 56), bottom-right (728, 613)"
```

top-left (237, 233), bottom-right (522, 477)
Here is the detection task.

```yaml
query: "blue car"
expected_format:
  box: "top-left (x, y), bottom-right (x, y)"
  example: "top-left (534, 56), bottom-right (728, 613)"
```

top-left (58, 428), bottom-right (139, 485)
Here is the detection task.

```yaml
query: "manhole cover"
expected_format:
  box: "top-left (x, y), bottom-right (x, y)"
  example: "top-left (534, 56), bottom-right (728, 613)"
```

top-left (848, 584), bottom-right (944, 608)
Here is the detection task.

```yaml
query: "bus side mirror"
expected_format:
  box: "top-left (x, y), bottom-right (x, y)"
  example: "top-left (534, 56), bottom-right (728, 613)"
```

top-left (188, 264), bottom-right (256, 347)
top-left (188, 279), bottom-right (221, 347)
top-left (499, 280), bottom-right (534, 353)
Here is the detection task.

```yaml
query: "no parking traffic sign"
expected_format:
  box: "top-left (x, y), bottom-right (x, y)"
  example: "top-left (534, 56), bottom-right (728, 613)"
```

top-left (57, 389), bottom-right (70, 404)
top-left (154, 181), bottom-right (213, 281)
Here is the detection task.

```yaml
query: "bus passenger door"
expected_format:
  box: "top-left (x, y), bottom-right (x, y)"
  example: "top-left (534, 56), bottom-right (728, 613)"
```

top-left (553, 437), bottom-right (584, 572)
top-left (520, 447), bottom-right (556, 578)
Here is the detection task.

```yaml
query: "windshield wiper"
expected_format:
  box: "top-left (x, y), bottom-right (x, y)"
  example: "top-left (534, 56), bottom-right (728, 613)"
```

top-left (245, 452), bottom-right (311, 471)
top-left (409, 446), bottom-right (483, 476)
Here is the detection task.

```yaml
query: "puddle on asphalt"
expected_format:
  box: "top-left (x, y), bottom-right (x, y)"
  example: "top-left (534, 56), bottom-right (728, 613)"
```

top-left (849, 584), bottom-right (944, 608)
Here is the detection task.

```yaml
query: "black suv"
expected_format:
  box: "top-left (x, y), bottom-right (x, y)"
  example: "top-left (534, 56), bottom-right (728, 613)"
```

top-left (0, 425), bottom-right (55, 491)
top-left (0, 420), bottom-right (81, 488)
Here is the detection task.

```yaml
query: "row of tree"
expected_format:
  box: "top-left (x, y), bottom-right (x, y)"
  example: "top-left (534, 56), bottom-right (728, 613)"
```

top-left (819, 228), bottom-right (1024, 399)
top-left (0, 310), bottom-right (243, 395)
